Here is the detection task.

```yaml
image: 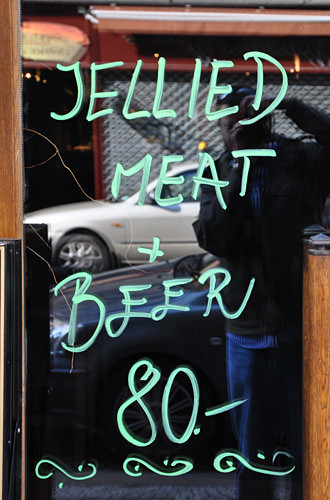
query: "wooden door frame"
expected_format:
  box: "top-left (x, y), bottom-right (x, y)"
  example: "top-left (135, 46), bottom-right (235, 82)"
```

top-left (0, 1), bottom-right (24, 499)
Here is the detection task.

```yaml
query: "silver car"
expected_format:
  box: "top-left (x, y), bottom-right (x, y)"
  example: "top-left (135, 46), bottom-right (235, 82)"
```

top-left (25, 163), bottom-right (203, 273)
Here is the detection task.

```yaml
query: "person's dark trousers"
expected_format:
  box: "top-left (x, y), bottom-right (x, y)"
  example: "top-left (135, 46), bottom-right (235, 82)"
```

top-left (226, 337), bottom-right (302, 500)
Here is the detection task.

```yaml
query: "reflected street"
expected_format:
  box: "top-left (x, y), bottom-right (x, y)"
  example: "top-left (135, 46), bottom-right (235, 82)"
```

top-left (51, 468), bottom-right (293, 500)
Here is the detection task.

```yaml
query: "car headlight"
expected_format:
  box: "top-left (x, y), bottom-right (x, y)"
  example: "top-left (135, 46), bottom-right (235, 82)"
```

top-left (50, 318), bottom-right (69, 357)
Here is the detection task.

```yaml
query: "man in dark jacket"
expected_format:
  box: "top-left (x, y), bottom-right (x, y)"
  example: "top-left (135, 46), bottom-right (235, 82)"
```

top-left (194, 87), bottom-right (330, 500)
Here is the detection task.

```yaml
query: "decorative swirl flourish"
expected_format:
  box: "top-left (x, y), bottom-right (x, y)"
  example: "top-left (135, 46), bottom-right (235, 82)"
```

top-left (35, 457), bottom-right (97, 481)
top-left (123, 455), bottom-right (194, 477)
top-left (213, 449), bottom-right (295, 477)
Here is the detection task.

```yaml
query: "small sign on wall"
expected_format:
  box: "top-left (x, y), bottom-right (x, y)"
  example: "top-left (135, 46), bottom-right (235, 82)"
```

top-left (22, 22), bottom-right (90, 63)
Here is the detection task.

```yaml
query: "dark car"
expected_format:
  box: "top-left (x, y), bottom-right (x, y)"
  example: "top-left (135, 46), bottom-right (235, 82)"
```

top-left (48, 253), bottom-right (236, 462)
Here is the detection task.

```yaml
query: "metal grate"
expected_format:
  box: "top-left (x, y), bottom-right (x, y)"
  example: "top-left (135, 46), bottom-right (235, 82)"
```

top-left (102, 71), bottom-right (330, 200)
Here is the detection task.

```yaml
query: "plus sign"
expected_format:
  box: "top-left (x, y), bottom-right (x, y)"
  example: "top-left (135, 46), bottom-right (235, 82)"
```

top-left (137, 237), bottom-right (165, 263)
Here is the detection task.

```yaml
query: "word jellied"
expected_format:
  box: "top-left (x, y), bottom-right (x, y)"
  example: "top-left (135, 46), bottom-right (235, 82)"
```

top-left (50, 51), bottom-right (288, 123)
top-left (118, 359), bottom-right (295, 478)
top-left (54, 270), bottom-right (255, 353)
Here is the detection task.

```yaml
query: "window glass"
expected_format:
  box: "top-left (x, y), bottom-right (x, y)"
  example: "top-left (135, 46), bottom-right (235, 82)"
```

top-left (23, 9), bottom-right (330, 500)
top-left (158, 170), bottom-right (200, 202)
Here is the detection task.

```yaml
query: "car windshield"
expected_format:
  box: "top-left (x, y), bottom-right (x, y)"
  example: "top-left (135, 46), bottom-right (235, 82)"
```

top-left (173, 253), bottom-right (220, 282)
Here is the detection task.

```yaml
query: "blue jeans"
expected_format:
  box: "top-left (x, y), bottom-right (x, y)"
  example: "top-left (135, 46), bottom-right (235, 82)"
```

top-left (226, 337), bottom-right (302, 500)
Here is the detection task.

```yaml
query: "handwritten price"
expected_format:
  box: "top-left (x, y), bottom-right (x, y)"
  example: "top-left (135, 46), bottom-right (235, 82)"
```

top-left (117, 358), bottom-right (295, 477)
top-left (117, 359), bottom-right (201, 447)
top-left (35, 358), bottom-right (296, 485)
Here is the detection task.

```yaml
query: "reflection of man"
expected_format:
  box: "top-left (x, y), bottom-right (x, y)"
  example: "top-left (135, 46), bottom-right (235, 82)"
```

top-left (194, 87), bottom-right (330, 500)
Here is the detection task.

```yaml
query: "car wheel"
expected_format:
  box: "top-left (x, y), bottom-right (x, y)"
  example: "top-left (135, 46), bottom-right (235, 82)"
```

top-left (98, 359), bottom-right (217, 460)
top-left (55, 232), bottom-right (110, 274)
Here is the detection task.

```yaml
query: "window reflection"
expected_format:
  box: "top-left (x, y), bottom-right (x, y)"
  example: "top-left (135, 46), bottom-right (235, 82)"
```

top-left (23, 6), bottom-right (330, 500)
